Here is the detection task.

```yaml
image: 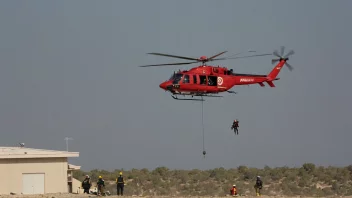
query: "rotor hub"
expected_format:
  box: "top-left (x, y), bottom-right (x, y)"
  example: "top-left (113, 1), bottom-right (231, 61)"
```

top-left (199, 56), bottom-right (207, 61)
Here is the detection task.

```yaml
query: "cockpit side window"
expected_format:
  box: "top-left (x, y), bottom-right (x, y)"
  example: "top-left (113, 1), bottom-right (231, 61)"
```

top-left (183, 74), bottom-right (190, 83)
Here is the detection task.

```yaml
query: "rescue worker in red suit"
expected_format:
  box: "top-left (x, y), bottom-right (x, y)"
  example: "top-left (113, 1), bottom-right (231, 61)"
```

top-left (230, 184), bottom-right (238, 196)
top-left (231, 119), bottom-right (239, 135)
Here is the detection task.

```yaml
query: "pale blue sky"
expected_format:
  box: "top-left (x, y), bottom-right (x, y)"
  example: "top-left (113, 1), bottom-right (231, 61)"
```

top-left (1, 0), bottom-right (352, 171)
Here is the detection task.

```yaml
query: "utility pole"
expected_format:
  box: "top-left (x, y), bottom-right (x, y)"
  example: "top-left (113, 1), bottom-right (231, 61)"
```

top-left (64, 137), bottom-right (73, 151)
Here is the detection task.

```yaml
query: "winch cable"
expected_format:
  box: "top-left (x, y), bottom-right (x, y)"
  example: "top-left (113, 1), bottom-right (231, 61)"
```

top-left (201, 96), bottom-right (206, 158)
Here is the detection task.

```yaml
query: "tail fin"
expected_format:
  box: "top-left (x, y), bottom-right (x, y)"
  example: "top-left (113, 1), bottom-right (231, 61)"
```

top-left (267, 60), bottom-right (286, 80)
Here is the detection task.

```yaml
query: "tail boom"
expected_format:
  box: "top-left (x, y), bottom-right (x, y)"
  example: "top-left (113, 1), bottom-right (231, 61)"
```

top-left (258, 46), bottom-right (293, 88)
top-left (267, 60), bottom-right (286, 80)
top-left (258, 59), bottom-right (285, 88)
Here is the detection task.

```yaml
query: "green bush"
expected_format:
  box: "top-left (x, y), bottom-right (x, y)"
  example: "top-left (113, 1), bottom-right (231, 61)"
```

top-left (73, 164), bottom-right (352, 196)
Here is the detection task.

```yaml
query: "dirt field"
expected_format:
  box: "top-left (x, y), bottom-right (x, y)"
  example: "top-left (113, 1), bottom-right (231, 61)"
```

top-left (0, 194), bottom-right (347, 198)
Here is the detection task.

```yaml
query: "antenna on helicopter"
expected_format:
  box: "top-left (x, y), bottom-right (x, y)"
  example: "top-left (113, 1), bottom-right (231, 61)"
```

top-left (19, 143), bottom-right (25, 148)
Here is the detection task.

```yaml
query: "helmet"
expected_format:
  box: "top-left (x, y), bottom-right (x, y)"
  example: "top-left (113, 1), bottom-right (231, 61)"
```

top-left (99, 176), bottom-right (102, 178)
top-left (233, 184), bottom-right (236, 187)
top-left (85, 175), bottom-right (89, 178)
top-left (119, 172), bottom-right (123, 175)
top-left (257, 176), bottom-right (260, 178)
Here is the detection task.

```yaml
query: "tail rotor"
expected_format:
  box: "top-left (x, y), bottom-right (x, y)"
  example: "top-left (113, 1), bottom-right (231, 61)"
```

top-left (271, 46), bottom-right (295, 71)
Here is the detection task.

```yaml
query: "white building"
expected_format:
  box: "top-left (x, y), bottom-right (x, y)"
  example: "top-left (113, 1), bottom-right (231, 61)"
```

top-left (0, 146), bottom-right (80, 195)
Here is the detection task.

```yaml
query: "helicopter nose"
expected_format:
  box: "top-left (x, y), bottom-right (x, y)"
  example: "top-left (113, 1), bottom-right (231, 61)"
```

top-left (159, 82), bottom-right (168, 90)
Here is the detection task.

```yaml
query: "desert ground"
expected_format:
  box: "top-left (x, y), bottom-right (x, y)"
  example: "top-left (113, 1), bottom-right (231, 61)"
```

top-left (0, 194), bottom-right (348, 198)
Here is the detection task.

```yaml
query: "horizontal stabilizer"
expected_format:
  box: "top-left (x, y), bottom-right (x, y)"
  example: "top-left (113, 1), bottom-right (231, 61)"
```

top-left (266, 81), bottom-right (275, 87)
top-left (258, 82), bottom-right (265, 87)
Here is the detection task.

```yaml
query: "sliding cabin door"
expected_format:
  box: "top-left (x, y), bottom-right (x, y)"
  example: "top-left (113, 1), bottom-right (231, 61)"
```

top-left (199, 75), bottom-right (207, 85)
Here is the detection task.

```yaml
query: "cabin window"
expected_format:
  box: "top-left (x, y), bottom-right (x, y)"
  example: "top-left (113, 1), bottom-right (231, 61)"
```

top-left (199, 75), bottom-right (207, 85)
top-left (183, 74), bottom-right (190, 83)
top-left (208, 76), bottom-right (217, 86)
top-left (193, 75), bottom-right (197, 84)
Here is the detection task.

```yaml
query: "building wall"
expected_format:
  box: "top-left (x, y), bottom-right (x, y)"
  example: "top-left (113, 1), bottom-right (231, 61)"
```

top-left (0, 157), bottom-right (68, 194)
top-left (72, 178), bottom-right (84, 194)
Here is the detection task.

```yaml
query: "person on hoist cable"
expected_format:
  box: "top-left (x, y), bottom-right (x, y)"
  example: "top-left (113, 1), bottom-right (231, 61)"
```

top-left (231, 119), bottom-right (239, 135)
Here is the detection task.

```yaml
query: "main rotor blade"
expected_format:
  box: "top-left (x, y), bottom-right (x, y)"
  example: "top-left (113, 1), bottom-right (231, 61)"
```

top-left (147, 53), bottom-right (199, 61)
top-left (213, 53), bottom-right (272, 61)
top-left (285, 62), bottom-right (294, 71)
top-left (208, 51), bottom-right (228, 60)
top-left (222, 50), bottom-right (256, 59)
top-left (139, 61), bottom-right (198, 67)
top-left (284, 50), bottom-right (295, 58)
top-left (221, 53), bottom-right (272, 60)
top-left (280, 46), bottom-right (285, 57)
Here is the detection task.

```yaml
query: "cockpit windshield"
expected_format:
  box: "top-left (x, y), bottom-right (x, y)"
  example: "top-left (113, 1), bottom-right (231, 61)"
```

top-left (172, 74), bottom-right (183, 84)
top-left (169, 72), bottom-right (176, 80)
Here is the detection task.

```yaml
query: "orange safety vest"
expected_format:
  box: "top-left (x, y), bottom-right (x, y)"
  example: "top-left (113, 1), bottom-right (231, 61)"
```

top-left (230, 187), bottom-right (237, 195)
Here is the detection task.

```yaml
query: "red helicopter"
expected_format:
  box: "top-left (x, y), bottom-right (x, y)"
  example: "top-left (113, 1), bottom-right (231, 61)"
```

top-left (139, 46), bottom-right (294, 101)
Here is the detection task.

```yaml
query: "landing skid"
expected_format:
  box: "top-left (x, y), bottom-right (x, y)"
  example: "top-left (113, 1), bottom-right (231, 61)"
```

top-left (227, 90), bottom-right (237, 94)
top-left (171, 94), bottom-right (223, 101)
top-left (171, 95), bottom-right (205, 101)
top-left (195, 95), bottom-right (223, 98)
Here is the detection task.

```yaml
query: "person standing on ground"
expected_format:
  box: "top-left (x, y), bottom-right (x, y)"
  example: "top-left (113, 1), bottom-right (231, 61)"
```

top-left (230, 184), bottom-right (238, 196)
top-left (254, 176), bottom-right (263, 196)
top-left (116, 171), bottom-right (125, 196)
top-left (81, 175), bottom-right (92, 194)
top-left (97, 176), bottom-right (105, 196)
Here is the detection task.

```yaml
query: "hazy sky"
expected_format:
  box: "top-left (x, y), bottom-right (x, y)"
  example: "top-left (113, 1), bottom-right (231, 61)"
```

top-left (1, 0), bottom-right (352, 171)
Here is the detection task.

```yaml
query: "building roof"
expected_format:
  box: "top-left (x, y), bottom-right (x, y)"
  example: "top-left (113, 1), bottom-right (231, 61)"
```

top-left (0, 146), bottom-right (79, 159)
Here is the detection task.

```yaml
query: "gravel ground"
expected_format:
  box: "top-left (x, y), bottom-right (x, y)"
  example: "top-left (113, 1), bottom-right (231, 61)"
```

top-left (0, 194), bottom-right (345, 198)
